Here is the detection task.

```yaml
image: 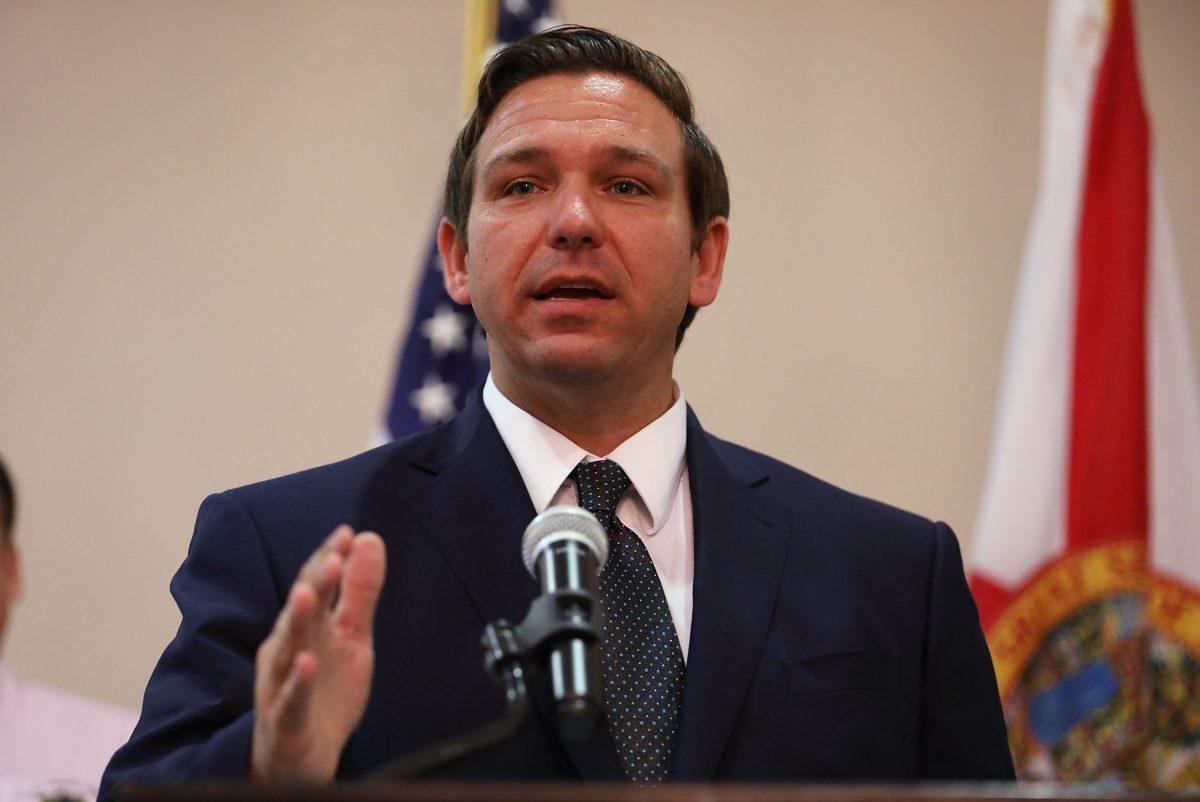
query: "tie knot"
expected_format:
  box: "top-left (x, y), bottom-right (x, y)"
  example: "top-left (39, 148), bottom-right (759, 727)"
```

top-left (570, 459), bottom-right (632, 517)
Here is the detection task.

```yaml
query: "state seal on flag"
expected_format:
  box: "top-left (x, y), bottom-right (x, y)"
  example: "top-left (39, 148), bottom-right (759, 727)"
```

top-left (987, 544), bottom-right (1200, 790)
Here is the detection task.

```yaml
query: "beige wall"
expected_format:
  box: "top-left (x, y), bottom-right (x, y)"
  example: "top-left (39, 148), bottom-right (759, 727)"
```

top-left (0, 1), bottom-right (1196, 710)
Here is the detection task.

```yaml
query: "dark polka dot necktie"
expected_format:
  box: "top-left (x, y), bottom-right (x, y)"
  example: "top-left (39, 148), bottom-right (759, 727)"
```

top-left (570, 459), bottom-right (684, 783)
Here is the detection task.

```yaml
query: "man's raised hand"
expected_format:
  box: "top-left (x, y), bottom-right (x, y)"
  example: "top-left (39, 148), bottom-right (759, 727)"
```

top-left (251, 525), bottom-right (386, 782)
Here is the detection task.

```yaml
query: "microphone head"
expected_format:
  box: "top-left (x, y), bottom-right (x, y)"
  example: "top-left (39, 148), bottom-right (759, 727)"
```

top-left (521, 506), bottom-right (608, 578)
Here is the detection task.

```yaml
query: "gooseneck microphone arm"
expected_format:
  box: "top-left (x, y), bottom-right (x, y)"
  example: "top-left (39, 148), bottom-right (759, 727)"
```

top-left (370, 507), bottom-right (608, 782)
top-left (369, 624), bottom-right (531, 781)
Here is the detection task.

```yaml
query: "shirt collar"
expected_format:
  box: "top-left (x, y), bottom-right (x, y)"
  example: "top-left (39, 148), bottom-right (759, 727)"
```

top-left (482, 373), bottom-right (687, 534)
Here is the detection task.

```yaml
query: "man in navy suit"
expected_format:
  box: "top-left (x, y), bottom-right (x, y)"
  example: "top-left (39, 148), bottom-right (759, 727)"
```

top-left (101, 26), bottom-right (1013, 795)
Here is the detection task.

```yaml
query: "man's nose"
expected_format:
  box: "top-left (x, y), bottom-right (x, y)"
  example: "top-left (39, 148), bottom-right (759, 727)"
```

top-left (546, 181), bottom-right (603, 250)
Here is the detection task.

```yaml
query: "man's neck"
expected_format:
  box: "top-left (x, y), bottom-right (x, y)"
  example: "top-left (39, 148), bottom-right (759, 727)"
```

top-left (490, 368), bottom-right (677, 457)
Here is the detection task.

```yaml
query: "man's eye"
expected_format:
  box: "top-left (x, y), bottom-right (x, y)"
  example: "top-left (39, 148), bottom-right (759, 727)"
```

top-left (611, 180), bottom-right (645, 196)
top-left (504, 181), bottom-right (538, 196)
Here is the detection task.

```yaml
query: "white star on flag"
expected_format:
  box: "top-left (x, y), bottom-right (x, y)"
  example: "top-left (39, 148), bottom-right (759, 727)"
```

top-left (419, 305), bottom-right (471, 356)
top-left (409, 375), bottom-right (458, 424)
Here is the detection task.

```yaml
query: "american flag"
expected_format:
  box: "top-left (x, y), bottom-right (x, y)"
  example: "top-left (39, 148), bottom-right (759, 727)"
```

top-left (380, 0), bottom-right (557, 441)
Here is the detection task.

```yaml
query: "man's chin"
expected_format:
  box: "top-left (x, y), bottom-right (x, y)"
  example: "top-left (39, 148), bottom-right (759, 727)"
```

top-left (491, 331), bottom-right (670, 391)
top-left (533, 354), bottom-right (620, 386)
top-left (520, 338), bottom-right (627, 386)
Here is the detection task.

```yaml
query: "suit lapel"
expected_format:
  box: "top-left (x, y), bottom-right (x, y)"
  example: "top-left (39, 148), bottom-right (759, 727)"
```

top-left (401, 398), bottom-right (537, 628)
top-left (400, 395), bottom-right (624, 780)
top-left (671, 409), bottom-right (790, 781)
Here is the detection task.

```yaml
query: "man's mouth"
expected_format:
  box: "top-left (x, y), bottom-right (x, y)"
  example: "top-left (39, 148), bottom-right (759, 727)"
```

top-left (534, 283), bottom-right (614, 301)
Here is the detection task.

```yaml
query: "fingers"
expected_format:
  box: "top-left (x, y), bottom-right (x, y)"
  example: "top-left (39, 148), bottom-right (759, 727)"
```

top-left (333, 532), bottom-right (386, 639)
top-left (252, 525), bottom-right (378, 782)
top-left (294, 525), bottom-right (352, 611)
top-left (259, 526), bottom-right (353, 695)
top-left (262, 580), bottom-right (317, 691)
top-left (274, 650), bottom-right (318, 732)
top-left (306, 525), bottom-right (353, 601)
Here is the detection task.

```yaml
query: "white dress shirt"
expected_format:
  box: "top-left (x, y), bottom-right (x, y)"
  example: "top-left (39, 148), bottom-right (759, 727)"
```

top-left (0, 661), bottom-right (137, 801)
top-left (482, 374), bottom-right (694, 661)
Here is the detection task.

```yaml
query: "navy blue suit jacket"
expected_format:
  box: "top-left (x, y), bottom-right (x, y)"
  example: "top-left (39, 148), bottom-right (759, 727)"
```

top-left (101, 396), bottom-right (1013, 797)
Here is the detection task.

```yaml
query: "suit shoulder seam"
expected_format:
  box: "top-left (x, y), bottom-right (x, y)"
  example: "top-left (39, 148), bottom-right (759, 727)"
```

top-left (216, 489), bottom-right (285, 605)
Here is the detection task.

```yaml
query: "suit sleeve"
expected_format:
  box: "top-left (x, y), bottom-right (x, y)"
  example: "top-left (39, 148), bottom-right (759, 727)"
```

top-left (918, 521), bottom-right (1016, 780)
top-left (99, 491), bottom-right (283, 800)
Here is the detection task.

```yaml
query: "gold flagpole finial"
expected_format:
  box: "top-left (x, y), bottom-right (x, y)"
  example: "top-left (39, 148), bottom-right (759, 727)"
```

top-left (461, 0), bottom-right (499, 117)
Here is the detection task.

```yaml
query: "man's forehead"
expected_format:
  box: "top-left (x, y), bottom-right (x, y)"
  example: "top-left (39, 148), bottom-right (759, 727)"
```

top-left (475, 71), bottom-right (683, 164)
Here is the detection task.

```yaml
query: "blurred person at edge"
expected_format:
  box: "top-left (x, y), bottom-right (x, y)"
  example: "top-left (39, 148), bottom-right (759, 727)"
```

top-left (0, 454), bottom-right (137, 800)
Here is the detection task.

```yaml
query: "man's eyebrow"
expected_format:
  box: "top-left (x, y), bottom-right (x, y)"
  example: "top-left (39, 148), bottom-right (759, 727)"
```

top-left (599, 145), bottom-right (674, 185)
top-left (477, 144), bottom-right (676, 187)
top-left (479, 147), bottom-right (550, 186)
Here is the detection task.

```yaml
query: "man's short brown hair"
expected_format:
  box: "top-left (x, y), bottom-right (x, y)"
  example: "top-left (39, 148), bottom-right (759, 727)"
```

top-left (0, 455), bottom-right (14, 545)
top-left (443, 25), bottom-right (730, 347)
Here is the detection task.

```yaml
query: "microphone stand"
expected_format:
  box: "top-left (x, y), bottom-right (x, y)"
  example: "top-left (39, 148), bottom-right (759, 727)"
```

top-left (369, 588), bottom-right (603, 782)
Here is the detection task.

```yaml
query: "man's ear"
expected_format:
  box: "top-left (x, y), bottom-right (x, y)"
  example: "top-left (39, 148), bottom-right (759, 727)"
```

top-left (688, 216), bottom-right (729, 309)
top-left (438, 218), bottom-right (472, 305)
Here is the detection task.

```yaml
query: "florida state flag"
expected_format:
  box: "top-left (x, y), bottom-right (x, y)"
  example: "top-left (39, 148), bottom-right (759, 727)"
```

top-left (969, 0), bottom-right (1200, 789)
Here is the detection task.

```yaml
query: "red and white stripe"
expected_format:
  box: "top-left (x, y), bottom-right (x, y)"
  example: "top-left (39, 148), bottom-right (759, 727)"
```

top-left (969, 0), bottom-right (1200, 659)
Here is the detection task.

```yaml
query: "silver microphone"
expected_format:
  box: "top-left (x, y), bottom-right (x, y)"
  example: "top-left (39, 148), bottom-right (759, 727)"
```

top-left (521, 506), bottom-right (608, 740)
